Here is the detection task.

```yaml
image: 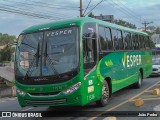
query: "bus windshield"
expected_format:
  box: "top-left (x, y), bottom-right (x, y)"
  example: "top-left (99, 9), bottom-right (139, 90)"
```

top-left (15, 27), bottom-right (79, 77)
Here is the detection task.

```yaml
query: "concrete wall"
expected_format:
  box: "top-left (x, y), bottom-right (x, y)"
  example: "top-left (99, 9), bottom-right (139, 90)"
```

top-left (0, 86), bottom-right (16, 98)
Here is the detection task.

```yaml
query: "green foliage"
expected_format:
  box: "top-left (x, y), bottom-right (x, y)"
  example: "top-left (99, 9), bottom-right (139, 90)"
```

top-left (0, 33), bottom-right (16, 62)
top-left (88, 12), bottom-right (94, 17)
top-left (149, 39), bottom-right (155, 48)
top-left (0, 46), bottom-right (15, 62)
top-left (155, 27), bottom-right (160, 34)
top-left (0, 45), bottom-right (16, 62)
top-left (114, 19), bottom-right (137, 29)
top-left (0, 33), bottom-right (16, 46)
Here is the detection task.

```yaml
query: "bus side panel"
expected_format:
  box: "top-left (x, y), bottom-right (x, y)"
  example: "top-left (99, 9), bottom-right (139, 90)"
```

top-left (142, 51), bottom-right (152, 78)
top-left (96, 51), bottom-right (149, 93)
top-left (81, 50), bottom-right (152, 105)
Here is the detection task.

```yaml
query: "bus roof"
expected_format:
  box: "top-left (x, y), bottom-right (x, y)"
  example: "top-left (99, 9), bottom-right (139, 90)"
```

top-left (22, 17), bottom-right (148, 36)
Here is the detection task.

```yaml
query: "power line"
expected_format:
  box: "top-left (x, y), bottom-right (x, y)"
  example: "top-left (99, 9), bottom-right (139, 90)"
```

top-left (0, 0), bottom-right (79, 19)
top-left (1, 0), bottom-right (79, 10)
top-left (84, 0), bottom-right (105, 16)
top-left (108, 0), bottom-right (143, 25)
top-left (0, 6), bottom-right (62, 20)
top-left (26, 0), bottom-right (79, 8)
top-left (83, 0), bottom-right (92, 16)
top-left (0, 3), bottom-right (72, 19)
top-left (115, 0), bottom-right (145, 22)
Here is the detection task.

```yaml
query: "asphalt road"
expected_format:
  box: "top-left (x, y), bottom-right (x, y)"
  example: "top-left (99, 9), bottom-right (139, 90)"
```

top-left (0, 76), bottom-right (160, 120)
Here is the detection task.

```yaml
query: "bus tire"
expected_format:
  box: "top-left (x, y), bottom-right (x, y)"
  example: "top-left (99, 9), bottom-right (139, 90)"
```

top-left (133, 72), bottom-right (142, 88)
top-left (96, 80), bottom-right (109, 107)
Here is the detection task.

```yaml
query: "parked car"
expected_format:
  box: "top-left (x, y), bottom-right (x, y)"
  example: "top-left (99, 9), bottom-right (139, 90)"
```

top-left (151, 59), bottom-right (160, 76)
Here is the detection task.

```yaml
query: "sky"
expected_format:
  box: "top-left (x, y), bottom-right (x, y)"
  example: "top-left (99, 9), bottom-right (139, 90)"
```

top-left (0, 0), bottom-right (160, 37)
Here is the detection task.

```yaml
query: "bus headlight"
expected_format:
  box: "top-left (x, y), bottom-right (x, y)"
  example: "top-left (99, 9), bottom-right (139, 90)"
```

top-left (16, 89), bottom-right (26, 96)
top-left (63, 82), bottom-right (81, 94)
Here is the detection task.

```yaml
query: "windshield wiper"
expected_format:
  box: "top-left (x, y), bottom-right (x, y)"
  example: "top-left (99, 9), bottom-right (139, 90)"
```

top-left (44, 42), bottom-right (60, 77)
top-left (24, 43), bottom-right (40, 79)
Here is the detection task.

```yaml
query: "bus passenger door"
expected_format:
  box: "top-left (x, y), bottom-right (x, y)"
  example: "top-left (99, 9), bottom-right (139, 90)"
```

top-left (83, 23), bottom-right (98, 104)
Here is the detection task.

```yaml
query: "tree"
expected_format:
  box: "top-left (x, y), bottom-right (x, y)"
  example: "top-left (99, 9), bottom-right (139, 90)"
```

top-left (0, 46), bottom-right (15, 61)
top-left (88, 12), bottom-right (94, 17)
top-left (0, 33), bottom-right (16, 46)
top-left (0, 33), bottom-right (16, 62)
top-left (114, 19), bottom-right (137, 29)
top-left (155, 27), bottom-right (160, 34)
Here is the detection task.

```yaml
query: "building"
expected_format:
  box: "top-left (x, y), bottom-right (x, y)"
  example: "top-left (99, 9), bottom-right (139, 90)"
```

top-left (93, 14), bottom-right (114, 23)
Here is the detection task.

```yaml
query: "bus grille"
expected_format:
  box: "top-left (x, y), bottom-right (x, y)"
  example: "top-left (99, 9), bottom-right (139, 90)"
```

top-left (26, 99), bottom-right (66, 105)
top-left (28, 91), bottom-right (60, 96)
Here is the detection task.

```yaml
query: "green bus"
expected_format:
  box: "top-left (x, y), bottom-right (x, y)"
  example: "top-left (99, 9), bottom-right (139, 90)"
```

top-left (15, 17), bottom-right (152, 107)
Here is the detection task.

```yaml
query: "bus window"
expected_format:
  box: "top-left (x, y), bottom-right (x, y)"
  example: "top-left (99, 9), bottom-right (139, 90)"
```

top-left (142, 36), bottom-right (145, 49)
top-left (132, 34), bottom-right (137, 50)
top-left (135, 34), bottom-right (139, 50)
top-left (98, 26), bottom-right (107, 51)
top-left (123, 31), bottom-right (131, 50)
top-left (117, 30), bottom-right (123, 50)
top-left (105, 27), bottom-right (113, 50)
top-left (139, 35), bottom-right (142, 49)
top-left (146, 36), bottom-right (150, 49)
top-left (112, 29), bottom-right (118, 50)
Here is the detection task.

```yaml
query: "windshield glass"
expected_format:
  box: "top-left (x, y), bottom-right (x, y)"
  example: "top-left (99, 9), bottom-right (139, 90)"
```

top-left (42, 27), bottom-right (79, 76)
top-left (15, 27), bottom-right (79, 77)
top-left (16, 33), bottom-right (43, 76)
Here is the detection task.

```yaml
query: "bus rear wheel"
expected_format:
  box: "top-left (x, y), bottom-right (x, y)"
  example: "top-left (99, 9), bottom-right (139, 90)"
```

top-left (132, 71), bottom-right (142, 88)
top-left (96, 80), bottom-right (109, 107)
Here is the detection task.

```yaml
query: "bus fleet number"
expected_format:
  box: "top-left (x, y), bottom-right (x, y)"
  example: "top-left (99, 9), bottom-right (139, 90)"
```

top-left (87, 94), bottom-right (95, 101)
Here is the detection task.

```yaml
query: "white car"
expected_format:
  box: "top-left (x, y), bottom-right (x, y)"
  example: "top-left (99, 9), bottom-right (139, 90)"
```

top-left (151, 59), bottom-right (160, 76)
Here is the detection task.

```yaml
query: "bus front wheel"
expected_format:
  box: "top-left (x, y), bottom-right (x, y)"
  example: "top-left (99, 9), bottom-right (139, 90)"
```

top-left (96, 80), bottom-right (109, 107)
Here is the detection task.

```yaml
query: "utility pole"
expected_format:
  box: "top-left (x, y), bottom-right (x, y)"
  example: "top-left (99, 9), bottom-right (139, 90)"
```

top-left (142, 21), bottom-right (153, 31)
top-left (80, 0), bottom-right (83, 17)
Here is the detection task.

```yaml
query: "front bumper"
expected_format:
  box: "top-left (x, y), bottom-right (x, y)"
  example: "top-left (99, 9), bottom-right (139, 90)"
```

top-left (17, 89), bottom-right (82, 107)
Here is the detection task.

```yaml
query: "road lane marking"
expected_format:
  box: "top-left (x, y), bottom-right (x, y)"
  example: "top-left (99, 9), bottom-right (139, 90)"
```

top-left (130, 96), bottom-right (160, 101)
top-left (134, 97), bottom-right (160, 101)
top-left (144, 90), bottom-right (152, 92)
top-left (89, 81), bottom-right (160, 120)
top-left (21, 108), bottom-right (33, 111)
top-left (103, 117), bottom-right (117, 120)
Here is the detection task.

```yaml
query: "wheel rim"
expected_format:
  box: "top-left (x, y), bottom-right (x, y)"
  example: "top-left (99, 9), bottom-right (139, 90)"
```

top-left (102, 83), bottom-right (109, 103)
